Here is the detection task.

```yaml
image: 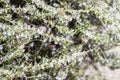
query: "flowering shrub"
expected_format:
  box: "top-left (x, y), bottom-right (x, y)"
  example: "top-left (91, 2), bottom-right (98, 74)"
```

top-left (0, 0), bottom-right (120, 80)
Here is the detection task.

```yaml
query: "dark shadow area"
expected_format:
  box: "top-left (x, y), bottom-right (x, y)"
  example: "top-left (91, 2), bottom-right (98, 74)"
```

top-left (23, 35), bottom-right (62, 64)
top-left (0, 1), bottom-right (5, 8)
top-left (10, 0), bottom-right (26, 7)
top-left (12, 13), bottom-right (20, 20)
top-left (67, 18), bottom-right (76, 29)
top-left (0, 18), bottom-right (13, 25)
top-left (87, 11), bottom-right (103, 26)
top-left (44, 0), bottom-right (61, 8)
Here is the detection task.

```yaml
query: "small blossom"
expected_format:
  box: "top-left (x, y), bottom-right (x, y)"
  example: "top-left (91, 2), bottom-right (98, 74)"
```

top-left (0, 23), bottom-right (2, 28)
top-left (0, 45), bottom-right (3, 50)
top-left (85, 31), bottom-right (94, 38)
top-left (56, 71), bottom-right (67, 80)
top-left (30, 42), bottom-right (34, 47)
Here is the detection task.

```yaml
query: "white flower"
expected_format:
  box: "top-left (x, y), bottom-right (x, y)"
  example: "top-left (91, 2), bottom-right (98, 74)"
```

top-left (41, 65), bottom-right (45, 70)
top-left (0, 45), bottom-right (3, 50)
top-left (82, 2), bottom-right (86, 6)
top-left (37, 73), bottom-right (42, 77)
top-left (6, 14), bottom-right (12, 18)
top-left (50, 63), bottom-right (54, 68)
top-left (23, 8), bottom-right (28, 13)
top-left (8, 30), bottom-right (15, 36)
top-left (37, 27), bottom-right (47, 34)
top-left (56, 76), bottom-right (63, 80)
top-left (85, 31), bottom-right (93, 38)
top-left (53, 3), bottom-right (59, 7)
top-left (0, 23), bottom-right (2, 28)
top-left (56, 71), bottom-right (67, 80)
top-left (30, 42), bottom-right (34, 47)
top-left (58, 59), bottom-right (66, 65)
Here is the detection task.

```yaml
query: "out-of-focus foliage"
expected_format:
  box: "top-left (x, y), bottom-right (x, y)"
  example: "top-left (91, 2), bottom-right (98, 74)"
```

top-left (0, 0), bottom-right (120, 80)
